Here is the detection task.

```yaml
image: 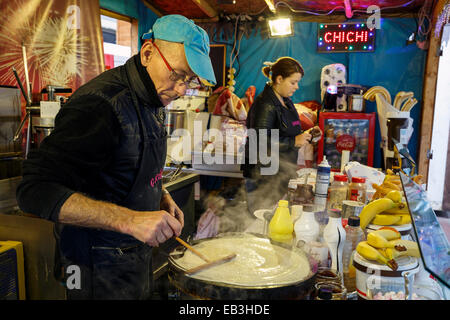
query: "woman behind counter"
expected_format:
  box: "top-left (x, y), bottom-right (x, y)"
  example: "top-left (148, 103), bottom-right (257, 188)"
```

top-left (242, 57), bottom-right (321, 215)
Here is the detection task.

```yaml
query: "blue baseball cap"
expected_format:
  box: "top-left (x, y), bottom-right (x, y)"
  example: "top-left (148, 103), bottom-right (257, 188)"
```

top-left (142, 15), bottom-right (216, 85)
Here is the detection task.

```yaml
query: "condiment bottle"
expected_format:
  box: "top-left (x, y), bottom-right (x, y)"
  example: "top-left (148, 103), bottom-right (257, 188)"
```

top-left (268, 200), bottom-right (294, 245)
top-left (294, 205), bottom-right (319, 245)
top-left (342, 216), bottom-right (365, 293)
top-left (314, 156), bottom-right (331, 210)
top-left (323, 209), bottom-right (346, 279)
top-left (327, 174), bottom-right (348, 210)
top-left (347, 177), bottom-right (367, 203)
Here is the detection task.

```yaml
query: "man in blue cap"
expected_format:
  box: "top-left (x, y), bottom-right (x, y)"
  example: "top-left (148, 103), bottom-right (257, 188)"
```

top-left (17, 15), bottom-right (216, 300)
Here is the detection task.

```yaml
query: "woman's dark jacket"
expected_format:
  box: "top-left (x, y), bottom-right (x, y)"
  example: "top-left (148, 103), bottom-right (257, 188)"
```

top-left (242, 83), bottom-right (302, 179)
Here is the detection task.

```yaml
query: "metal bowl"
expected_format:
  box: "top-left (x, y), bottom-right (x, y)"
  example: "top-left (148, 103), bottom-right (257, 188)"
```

top-left (168, 232), bottom-right (317, 300)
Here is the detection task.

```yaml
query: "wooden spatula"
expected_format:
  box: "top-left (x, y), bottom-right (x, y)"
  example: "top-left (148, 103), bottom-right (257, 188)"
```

top-left (174, 237), bottom-right (237, 274)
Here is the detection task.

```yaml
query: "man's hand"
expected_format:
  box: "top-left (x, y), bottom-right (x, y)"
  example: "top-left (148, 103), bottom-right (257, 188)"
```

top-left (58, 193), bottom-right (183, 247)
top-left (124, 210), bottom-right (182, 247)
top-left (160, 192), bottom-right (184, 228)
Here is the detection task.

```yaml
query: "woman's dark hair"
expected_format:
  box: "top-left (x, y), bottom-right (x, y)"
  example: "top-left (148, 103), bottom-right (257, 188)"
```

top-left (261, 57), bottom-right (304, 81)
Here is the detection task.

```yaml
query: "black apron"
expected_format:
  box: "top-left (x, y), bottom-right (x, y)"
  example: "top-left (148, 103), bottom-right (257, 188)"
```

top-left (59, 63), bottom-right (167, 300)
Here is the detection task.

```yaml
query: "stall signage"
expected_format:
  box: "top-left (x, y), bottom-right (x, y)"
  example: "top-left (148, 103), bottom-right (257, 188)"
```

top-left (317, 22), bottom-right (376, 53)
top-left (336, 134), bottom-right (356, 153)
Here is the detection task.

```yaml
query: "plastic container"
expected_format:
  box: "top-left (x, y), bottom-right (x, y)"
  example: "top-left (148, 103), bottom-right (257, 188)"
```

top-left (323, 209), bottom-right (346, 279)
top-left (347, 177), bottom-right (367, 203)
top-left (314, 157), bottom-right (331, 209)
top-left (342, 216), bottom-right (365, 293)
top-left (268, 200), bottom-right (294, 245)
top-left (294, 205), bottom-right (319, 245)
top-left (353, 251), bottom-right (420, 299)
top-left (366, 279), bottom-right (443, 300)
top-left (327, 174), bottom-right (348, 210)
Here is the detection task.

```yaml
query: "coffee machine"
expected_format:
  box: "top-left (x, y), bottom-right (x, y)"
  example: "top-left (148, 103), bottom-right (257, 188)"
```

top-left (322, 84), bottom-right (367, 112)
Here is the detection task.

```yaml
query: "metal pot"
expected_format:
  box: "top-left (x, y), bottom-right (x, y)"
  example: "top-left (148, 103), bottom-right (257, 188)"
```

top-left (165, 110), bottom-right (185, 136)
top-left (168, 232), bottom-right (317, 300)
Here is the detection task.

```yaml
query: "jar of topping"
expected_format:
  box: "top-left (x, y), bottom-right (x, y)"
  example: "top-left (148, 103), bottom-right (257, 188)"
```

top-left (288, 180), bottom-right (298, 205)
top-left (327, 174), bottom-right (348, 210)
top-left (315, 267), bottom-right (342, 286)
top-left (314, 282), bottom-right (347, 300)
top-left (347, 177), bottom-right (367, 203)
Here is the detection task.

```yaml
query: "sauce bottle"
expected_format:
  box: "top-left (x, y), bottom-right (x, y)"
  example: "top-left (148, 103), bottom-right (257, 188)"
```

top-left (342, 216), bottom-right (365, 293)
top-left (268, 200), bottom-right (294, 245)
top-left (323, 209), bottom-right (346, 279)
top-left (314, 156), bottom-right (331, 210)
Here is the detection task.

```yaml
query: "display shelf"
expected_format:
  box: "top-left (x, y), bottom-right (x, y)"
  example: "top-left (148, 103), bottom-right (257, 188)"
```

top-left (401, 172), bottom-right (450, 289)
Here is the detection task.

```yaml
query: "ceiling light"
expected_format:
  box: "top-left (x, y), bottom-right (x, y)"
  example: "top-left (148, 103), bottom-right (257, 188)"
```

top-left (268, 18), bottom-right (293, 37)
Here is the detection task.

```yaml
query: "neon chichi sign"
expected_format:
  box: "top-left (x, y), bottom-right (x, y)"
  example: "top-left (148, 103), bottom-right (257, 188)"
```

top-left (317, 22), bottom-right (376, 53)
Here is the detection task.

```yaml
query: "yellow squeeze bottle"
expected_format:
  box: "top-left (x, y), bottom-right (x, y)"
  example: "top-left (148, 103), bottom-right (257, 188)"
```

top-left (268, 200), bottom-right (294, 244)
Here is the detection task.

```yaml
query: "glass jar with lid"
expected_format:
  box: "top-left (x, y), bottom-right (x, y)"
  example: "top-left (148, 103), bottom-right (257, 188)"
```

top-left (347, 177), bottom-right (367, 203)
top-left (327, 174), bottom-right (348, 210)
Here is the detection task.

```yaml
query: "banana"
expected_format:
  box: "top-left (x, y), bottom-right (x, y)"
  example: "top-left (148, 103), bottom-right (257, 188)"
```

top-left (385, 190), bottom-right (402, 203)
top-left (387, 179), bottom-right (402, 185)
top-left (367, 231), bottom-right (394, 248)
top-left (356, 241), bottom-right (398, 270)
top-left (371, 227), bottom-right (401, 240)
top-left (385, 247), bottom-right (403, 260)
top-left (371, 214), bottom-right (402, 226)
top-left (386, 169), bottom-right (396, 175)
top-left (372, 190), bottom-right (382, 200)
top-left (388, 239), bottom-right (421, 258)
top-left (363, 86), bottom-right (392, 104)
top-left (393, 214), bottom-right (412, 225)
top-left (360, 198), bottom-right (396, 230)
top-left (372, 183), bottom-right (399, 198)
top-left (384, 202), bottom-right (409, 214)
top-left (377, 247), bottom-right (390, 259)
top-left (383, 181), bottom-right (401, 191)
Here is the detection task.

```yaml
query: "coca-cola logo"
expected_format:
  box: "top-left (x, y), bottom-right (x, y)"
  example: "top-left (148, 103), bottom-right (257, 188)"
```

top-left (336, 134), bottom-right (356, 153)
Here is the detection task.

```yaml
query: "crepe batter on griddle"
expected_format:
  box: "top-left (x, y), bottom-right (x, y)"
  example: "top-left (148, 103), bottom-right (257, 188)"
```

top-left (172, 234), bottom-right (311, 287)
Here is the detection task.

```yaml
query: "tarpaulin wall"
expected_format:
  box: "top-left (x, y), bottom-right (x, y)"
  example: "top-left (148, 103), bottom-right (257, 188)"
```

top-left (214, 18), bottom-right (426, 169)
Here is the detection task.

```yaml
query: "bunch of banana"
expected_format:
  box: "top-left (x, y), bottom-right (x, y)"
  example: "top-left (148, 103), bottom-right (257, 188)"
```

top-left (393, 91), bottom-right (414, 110)
top-left (385, 169), bottom-right (401, 182)
top-left (357, 228), bottom-right (420, 270)
top-left (359, 197), bottom-right (397, 230)
top-left (372, 181), bottom-right (402, 200)
top-left (366, 190), bottom-right (411, 226)
top-left (363, 86), bottom-right (392, 104)
top-left (356, 241), bottom-right (398, 271)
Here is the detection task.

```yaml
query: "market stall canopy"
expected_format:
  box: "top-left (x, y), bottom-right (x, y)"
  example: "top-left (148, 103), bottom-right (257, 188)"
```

top-left (141, 0), bottom-right (427, 20)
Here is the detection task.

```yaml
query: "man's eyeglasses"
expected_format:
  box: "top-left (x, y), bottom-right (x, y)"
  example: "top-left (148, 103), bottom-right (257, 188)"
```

top-left (152, 42), bottom-right (201, 89)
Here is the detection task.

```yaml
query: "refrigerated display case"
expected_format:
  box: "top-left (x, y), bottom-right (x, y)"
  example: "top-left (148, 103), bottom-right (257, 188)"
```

top-left (400, 172), bottom-right (450, 290)
top-left (317, 112), bottom-right (376, 169)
